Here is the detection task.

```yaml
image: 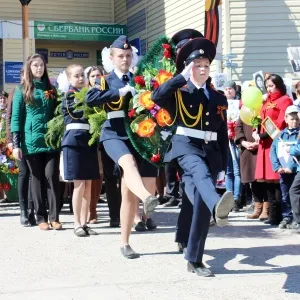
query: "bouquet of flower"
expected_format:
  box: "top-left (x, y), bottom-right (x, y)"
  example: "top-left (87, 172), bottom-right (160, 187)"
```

top-left (0, 110), bottom-right (19, 176)
top-left (123, 36), bottom-right (177, 167)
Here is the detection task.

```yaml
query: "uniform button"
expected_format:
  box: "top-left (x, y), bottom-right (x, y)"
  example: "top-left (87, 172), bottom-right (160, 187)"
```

top-left (205, 141), bottom-right (209, 144)
top-left (205, 121), bottom-right (209, 125)
top-left (206, 112), bottom-right (209, 116)
top-left (190, 105), bottom-right (193, 108)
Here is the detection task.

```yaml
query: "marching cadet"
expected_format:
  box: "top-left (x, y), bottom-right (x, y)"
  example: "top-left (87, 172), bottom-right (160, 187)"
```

top-left (151, 37), bottom-right (234, 277)
top-left (170, 29), bottom-right (206, 253)
top-left (86, 35), bottom-right (159, 259)
top-left (61, 64), bottom-right (100, 237)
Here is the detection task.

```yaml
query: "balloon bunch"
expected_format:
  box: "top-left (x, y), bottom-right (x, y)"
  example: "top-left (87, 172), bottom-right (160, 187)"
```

top-left (240, 86), bottom-right (263, 128)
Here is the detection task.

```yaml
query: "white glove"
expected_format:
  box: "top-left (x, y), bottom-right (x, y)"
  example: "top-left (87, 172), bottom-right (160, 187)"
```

top-left (119, 85), bottom-right (136, 97)
top-left (13, 148), bottom-right (22, 161)
top-left (7, 143), bottom-right (13, 152)
top-left (181, 61), bottom-right (194, 81)
top-left (217, 171), bottom-right (225, 182)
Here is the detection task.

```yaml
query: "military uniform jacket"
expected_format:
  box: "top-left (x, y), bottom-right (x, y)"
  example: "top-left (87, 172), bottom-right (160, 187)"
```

top-left (86, 71), bottom-right (132, 142)
top-left (61, 87), bottom-right (91, 148)
top-left (151, 74), bottom-right (229, 175)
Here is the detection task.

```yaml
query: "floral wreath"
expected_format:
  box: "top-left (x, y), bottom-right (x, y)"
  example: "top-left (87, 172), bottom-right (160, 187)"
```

top-left (123, 36), bottom-right (177, 167)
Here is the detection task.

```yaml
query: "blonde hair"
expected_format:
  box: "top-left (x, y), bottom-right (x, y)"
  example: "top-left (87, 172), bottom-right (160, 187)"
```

top-left (65, 64), bottom-right (84, 78)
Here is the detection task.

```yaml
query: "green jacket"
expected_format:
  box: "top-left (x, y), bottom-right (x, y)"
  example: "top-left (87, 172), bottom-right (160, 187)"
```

top-left (10, 80), bottom-right (57, 155)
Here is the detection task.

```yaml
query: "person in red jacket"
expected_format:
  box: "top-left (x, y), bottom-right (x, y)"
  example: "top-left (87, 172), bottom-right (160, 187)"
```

top-left (253, 74), bottom-right (293, 225)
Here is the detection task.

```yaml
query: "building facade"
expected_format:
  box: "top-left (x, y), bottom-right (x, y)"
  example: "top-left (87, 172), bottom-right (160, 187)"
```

top-left (115, 0), bottom-right (300, 85)
top-left (1, 0), bottom-right (300, 92)
top-left (0, 0), bottom-right (124, 92)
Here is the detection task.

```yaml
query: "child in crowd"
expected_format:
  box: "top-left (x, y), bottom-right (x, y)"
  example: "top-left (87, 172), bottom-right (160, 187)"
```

top-left (61, 64), bottom-right (100, 237)
top-left (282, 107), bottom-right (300, 233)
top-left (270, 105), bottom-right (300, 229)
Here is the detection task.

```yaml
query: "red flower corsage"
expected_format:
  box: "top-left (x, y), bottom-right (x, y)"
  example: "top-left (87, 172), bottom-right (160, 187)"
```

top-left (44, 89), bottom-right (55, 100)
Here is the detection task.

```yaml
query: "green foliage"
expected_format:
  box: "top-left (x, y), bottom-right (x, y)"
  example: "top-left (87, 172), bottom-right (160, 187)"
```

top-left (45, 93), bottom-right (64, 149)
top-left (251, 116), bottom-right (262, 129)
top-left (45, 88), bottom-right (106, 149)
top-left (87, 111), bottom-right (106, 146)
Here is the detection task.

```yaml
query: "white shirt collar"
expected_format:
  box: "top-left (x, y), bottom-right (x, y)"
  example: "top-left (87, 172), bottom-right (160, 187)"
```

top-left (193, 82), bottom-right (207, 91)
top-left (114, 68), bottom-right (130, 80)
top-left (191, 81), bottom-right (209, 99)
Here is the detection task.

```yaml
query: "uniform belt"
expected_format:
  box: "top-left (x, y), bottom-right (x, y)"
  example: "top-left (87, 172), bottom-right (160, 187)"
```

top-left (107, 110), bottom-right (125, 119)
top-left (176, 126), bottom-right (217, 141)
top-left (66, 123), bottom-right (90, 131)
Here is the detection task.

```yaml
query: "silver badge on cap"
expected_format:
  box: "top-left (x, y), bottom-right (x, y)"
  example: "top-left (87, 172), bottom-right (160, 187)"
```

top-left (199, 49), bottom-right (204, 54)
top-left (124, 43), bottom-right (128, 49)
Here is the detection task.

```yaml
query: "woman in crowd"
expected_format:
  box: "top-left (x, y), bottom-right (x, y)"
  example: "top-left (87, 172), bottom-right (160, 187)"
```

top-left (224, 80), bottom-right (242, 211)
top-left (85, 66), bottom-right (104, 224)
top-left (11, 53), bottom-right (61, 231)
top-left (5, 71), bottom-right (36, 226)
top-left (294, 81), bottom-right (300, 104)
top-left (62, 64), bottom-right (100, 236)
top-left (235, 118), bottom-right (267, 220)
top-left (253, 74), bottom-right (293, 225)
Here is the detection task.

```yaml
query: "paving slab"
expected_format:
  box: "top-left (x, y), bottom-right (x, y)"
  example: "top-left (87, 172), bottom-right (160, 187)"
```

top-left (0, 202), bottom-right (300, 300)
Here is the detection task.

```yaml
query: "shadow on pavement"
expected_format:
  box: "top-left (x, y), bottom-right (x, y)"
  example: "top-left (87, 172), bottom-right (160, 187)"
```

top-left (206, 244), bottom-right (300, 295)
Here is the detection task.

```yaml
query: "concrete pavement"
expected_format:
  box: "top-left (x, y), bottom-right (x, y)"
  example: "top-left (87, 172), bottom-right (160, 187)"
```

top-left (0, 202), bottom-right (300, 300)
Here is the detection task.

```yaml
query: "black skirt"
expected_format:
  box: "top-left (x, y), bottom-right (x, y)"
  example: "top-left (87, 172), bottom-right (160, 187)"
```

top-left (62, 144), bottom-right (100, 180)
top-left (102, 139), bottom-right (158, 178)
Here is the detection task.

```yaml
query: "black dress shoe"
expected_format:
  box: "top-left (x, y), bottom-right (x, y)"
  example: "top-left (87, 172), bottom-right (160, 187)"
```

top-left (110, 219), bottom-right (120, 227)
top-left (144, 195), bottom-right (159, 216)
top-left (178, 242), bottom-right (187, 253)
top-left (144, 218), bottom-right (157, 230)
top-left (187, 262), bottom-right (214, 277)
top-left (120, 245), bottom-right (140, 259)
top-left (134, 221), bottom-right (147, 232)
top-left (83, 225), bottom-right (99, 235)
top-left (20, 210), bottom-right (29, 226)
top-left (264, 219), bottom-right (280, 226)
top-left (28, 211), bottom-right (37, 226)
top-left (163, 197), bottom-right (180, 207)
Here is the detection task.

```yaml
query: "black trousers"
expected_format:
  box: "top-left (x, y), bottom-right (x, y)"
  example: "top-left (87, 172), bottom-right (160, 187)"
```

top-left (165, 163), bottom-right (180, 198)
top-left (266, 183), bottom-right (282, 223)
top-left (26, 151), bottom-right (60, 224)
top-left (289, 172), bottom-right (300, 223)
top-left (17, 156), bottom-right (33, 211)
top-left (175, 190), bottom-right (193, 244)
top-left (100, 146), bottom-right (121, 221)
top-left (176, 154), bottom-right (218, 263)
top-left (251, 181), bottom-right (266, 203)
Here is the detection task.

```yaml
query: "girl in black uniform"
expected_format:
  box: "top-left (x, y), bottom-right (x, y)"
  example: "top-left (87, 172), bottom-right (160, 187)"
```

top-left (62, 64), bottom-right (100, 237)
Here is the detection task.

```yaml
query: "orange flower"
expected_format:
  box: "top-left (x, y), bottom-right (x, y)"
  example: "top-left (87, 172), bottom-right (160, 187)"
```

top-left (136, 118), bottom-right (156, 138)
top-left (156, 70), bottom-right (173, 85)
top-left (139, 91), bottom-right (155, 110)
top-left (156, 109), bottom-right (172, 127)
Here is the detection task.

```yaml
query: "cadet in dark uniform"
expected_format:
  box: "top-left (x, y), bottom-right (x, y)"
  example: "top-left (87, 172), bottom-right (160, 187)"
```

top-left (86, 36), bottom-right (159, 259)
top-left (171, 29), bottom-right (205, 253)
top-left (161, 32), bottom-right (201, 207)
top-left (151, 37), bottom-right (234, 276)
top-left (62, 64), bottom-right (99, 237)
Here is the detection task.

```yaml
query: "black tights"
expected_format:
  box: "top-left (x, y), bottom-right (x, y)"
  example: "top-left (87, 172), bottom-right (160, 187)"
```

top-left (26, 152), bottom-right (60, 224)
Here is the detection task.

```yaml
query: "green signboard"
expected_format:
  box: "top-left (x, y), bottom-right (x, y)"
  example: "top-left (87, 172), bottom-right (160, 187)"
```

top-left (34, 21), bottom-right (126, 42)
